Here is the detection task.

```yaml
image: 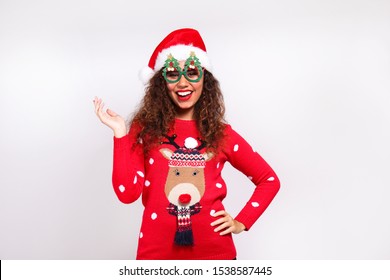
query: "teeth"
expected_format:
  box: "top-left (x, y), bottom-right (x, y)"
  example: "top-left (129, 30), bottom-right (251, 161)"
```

top-left (177, 91), bottom-right (192, 97)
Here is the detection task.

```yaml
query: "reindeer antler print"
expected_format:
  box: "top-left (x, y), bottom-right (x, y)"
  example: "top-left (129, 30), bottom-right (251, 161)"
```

top-left (195, 137), bottom-right (207, 151)
top-left (161, 134), bottom-right (181, 149)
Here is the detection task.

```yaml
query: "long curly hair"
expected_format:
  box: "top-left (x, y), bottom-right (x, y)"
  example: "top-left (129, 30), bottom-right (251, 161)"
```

top-left (128, 68), bottom-right (227, 154)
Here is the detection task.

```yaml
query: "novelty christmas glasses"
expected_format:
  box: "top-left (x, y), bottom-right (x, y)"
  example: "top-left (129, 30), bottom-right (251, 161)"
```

top-left (162, 52), bottom-right (203, 83)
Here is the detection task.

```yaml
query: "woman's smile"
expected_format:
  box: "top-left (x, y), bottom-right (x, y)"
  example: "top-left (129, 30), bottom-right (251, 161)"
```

top-left (176, 90), bottom-right (193, 101)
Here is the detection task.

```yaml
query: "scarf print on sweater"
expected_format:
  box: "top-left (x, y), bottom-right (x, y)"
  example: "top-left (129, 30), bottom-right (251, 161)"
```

top-left (167, 202), bottom-right (201, 245)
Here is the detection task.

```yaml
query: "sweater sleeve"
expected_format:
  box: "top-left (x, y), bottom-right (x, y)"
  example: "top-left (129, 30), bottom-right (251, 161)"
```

top-left (112, 123), bottom-right (145, 204)
top-left (225, 125), bottom-right (280, 230)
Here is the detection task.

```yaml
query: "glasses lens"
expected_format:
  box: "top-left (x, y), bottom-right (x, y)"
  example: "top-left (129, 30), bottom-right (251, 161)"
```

top-left (165, 70), bottom-right (181, 83)
top-left (185, 67), bottom-right (202, 82)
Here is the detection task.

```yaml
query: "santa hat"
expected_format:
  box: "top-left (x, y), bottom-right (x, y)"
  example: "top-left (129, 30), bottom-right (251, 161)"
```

top-left (139, 28), bottom-right (212, 84)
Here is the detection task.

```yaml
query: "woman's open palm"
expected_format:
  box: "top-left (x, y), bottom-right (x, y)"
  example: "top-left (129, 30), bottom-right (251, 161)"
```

top-left (93, 97), bottom-right (127, 138)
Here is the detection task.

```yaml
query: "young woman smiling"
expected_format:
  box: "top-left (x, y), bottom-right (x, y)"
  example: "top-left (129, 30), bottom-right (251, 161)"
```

top-left (93, 28), bottom-right (280, 260)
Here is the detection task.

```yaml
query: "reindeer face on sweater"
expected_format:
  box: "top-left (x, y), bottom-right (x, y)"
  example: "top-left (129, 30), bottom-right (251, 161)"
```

top-left (160, 135), bottom-right (213, 246)
top-left (160, 137), bottom-right (213, 207)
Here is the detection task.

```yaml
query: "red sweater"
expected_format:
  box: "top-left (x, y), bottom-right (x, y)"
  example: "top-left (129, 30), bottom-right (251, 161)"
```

top-left (112, 119), bottom-right (280, 260)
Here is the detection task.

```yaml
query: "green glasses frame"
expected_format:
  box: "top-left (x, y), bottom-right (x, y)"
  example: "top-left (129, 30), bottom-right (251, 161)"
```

top-left (162, 53), bottom-right (203, 83)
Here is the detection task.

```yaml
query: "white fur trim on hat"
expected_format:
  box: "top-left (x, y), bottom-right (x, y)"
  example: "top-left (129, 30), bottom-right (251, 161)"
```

top-left (139, 66), bottom-right (155, 85)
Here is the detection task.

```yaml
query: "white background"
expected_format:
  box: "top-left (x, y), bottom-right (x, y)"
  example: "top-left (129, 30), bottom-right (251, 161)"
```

top-left (0, 0), bottom-right (389, 260)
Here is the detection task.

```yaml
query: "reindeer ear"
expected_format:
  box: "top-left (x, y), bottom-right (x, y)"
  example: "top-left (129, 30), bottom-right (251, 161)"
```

top-left (203, 152), bottom-right (214, 161)
top-left (160, 148), bottom-right (173, 160)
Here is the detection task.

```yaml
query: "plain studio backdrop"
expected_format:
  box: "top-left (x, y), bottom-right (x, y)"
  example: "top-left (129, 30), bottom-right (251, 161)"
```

top-left (0, 0), bottom-right (389, 260)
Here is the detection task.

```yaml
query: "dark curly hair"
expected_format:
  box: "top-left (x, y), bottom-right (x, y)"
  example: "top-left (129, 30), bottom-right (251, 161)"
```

top-left (128, 68), bottom-right (226, 154)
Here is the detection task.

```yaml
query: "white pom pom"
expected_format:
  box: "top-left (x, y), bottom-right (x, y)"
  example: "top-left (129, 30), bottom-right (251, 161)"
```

top-left (138, 66), bottom-right (155, 85)
top-left (184, 137), bottom-right (198, 149)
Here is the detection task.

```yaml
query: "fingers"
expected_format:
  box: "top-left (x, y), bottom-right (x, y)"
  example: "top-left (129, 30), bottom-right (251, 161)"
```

top-left (94, 97), bottom-right (117, 117)
top-left (212, 210), bottom-right (228, 218)
top-left (106, 108), bottom-right (118, 117)
top-left (93, 97), bottom-right (103, 116)
top-left (93, 97), bottom-right (110, 122)
top-left (93, 96), bottom-right (98, 113)
top-left (210, 213), bottom-right (232, 228)
top-left (214, 221), bottom-right (234, 235)
top-left (93, 97), bottom-right (126, 136)
top-left (210, 210), bottom-right (235, 235)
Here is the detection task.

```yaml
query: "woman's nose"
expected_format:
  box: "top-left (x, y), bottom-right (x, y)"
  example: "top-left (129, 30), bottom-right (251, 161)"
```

top-left (177, 74), bottom-right (189, 87)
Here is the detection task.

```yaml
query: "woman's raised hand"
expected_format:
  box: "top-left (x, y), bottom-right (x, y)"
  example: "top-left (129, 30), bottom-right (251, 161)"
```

top-left (93, 97), bottom-right (127, 138)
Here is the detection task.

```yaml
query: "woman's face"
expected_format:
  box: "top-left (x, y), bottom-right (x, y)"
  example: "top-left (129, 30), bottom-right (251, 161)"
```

top-left (166, 60), bottom-right (204, 120)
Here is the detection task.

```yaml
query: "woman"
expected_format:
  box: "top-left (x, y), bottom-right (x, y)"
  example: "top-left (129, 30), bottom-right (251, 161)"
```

top-left (93, 28), bottom-right (280, 259)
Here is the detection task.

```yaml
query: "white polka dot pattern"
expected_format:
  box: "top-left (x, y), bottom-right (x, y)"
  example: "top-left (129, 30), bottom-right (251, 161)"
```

top-left (151, 213), bottom-right (157, 220)
top-left (267, 177), bottom-right (275, 181)
top-left (251, 202), bottom-right (260, 207)
top-left (216, 183), bottom-right (222, 188)
top-left (233, 144), bottom-right (239, 152)
top-left (145, 180), bottom-right (151, 187)
top-left (210, 210), bottom-right (216, 216)
top-left (119, 185), bottom-right (125, 192)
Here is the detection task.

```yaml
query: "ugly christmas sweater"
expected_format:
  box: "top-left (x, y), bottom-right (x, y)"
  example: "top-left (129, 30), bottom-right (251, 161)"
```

top-left (112, 119), bottom-right (280, 260)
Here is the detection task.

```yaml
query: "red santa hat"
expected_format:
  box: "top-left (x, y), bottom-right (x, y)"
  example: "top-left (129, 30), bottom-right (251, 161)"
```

top-left (139, 28), bottom-right (212, 84)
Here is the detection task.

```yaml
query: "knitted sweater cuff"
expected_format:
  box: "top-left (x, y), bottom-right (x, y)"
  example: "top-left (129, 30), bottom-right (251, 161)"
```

top-left (113, 134), bottom-right (131, 151)
top-left (234, 213), bottom-right (254, 231)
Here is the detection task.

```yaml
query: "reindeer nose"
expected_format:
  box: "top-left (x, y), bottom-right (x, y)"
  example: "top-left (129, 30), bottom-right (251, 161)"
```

top-left (179, 194), bottom-right (191, 205)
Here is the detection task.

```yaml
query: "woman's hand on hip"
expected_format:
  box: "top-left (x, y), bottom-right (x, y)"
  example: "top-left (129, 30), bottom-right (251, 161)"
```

top-left (210, 210), bottom-right (246, 235)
